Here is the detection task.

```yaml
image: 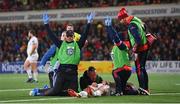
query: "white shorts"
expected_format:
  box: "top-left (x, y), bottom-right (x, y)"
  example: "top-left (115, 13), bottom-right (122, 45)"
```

top-left (26, 54), bottom-right (39, 63)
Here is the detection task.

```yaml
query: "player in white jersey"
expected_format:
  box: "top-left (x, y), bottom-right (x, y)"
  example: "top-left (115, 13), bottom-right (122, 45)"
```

top-left (24, 30), bottom-right (39, 83)
top-left (67, 81), bottom-right (142, 97)
top-left (68, 81), bottom-right (111, 97)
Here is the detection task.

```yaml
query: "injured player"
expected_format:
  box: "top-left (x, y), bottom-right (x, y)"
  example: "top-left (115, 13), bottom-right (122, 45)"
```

top-left (67, 81), bottom-right (140, 98)
top-left (68, 81), bottom-right (110, 97)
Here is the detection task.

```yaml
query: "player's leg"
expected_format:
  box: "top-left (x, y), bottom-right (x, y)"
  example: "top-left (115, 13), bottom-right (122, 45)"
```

top-left (112, 68), bottom-right (124, 95)
top-left (24, 59), bottom-right (33, 82)
top-left (48, 71), bottom-right (54, 88)
top-left (30, 55), bottom-right (39, 82)
top-left (31, 62), bottom-right (38, 82)
top-left (42, 66), bottom-right (78, 96)
top-left (135, 51), bottom-right (150, 95)
top-left (135, 51), bottom-right (149, 91)
top-left (30, 70), bottom-right (65, 96)
top-left (124, 83), bottom-right (139, 95)
top-left (63, 66), bottom-right (78, 92)
top-left (120, 70), bottom-right (131, 94)
top-left (64, 72), bottom-right (78, 92)
top-left (68, 89), bottom-right (81, 97)
top-left (94, 84), bottom-right (110, 97)
top-left (42, 71), bottom-right (65, 96)
top-left (92, 90), bottom-right (103, 97)
top-left (68, 86), bottom-right (93, 97)
top-left (135, 53), bottom-right (145, 89)
top-left (140, 51), bottom-right (149, 91)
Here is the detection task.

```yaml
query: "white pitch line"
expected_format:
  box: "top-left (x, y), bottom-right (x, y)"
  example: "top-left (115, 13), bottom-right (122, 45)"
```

top-left (0, 88), bottom-right (180, 103)
top-left (0, 97), bottom-right (76, 103)
top-left (151, 92), bottom-right (180, 95)
top-left (0, 88), bottom-right (31, 92)
top-left (0, 93), bottom-right (180, 103)
top-left (175, 84), bottom-right (180, 85)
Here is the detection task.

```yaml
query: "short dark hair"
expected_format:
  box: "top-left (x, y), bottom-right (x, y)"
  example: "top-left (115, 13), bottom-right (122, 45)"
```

top-left (66, 30), bottom-right (74, 37)
top-left (29, 29), bottom-right (35, 35)
top-left (67, 23), bottom-right (74, 27)
top-left (88, 66), bottom-right (96, 72)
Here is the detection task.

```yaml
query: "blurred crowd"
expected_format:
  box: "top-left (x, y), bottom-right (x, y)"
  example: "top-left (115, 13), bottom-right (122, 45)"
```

top-left (0, 17), bottom-right (179, 62)
top-left (0, 0), bottom-right (179, 12)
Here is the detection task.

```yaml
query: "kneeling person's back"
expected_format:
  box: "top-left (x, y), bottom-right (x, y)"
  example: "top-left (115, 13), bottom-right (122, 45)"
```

top-left (80, 66), bottom-right (103, 90)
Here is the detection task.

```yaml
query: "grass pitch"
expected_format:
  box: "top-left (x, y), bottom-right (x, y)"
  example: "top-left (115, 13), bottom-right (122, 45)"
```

top-left (0, 73), bottom-right (180, 103)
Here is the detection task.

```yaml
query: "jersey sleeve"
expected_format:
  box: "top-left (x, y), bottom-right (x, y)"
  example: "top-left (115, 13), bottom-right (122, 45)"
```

top-left (128, 23), bottom-right (141, 45)
top-left (106, 26), bottom-right (127, 50)
top-left (32, 37), bottom-right (38, 45)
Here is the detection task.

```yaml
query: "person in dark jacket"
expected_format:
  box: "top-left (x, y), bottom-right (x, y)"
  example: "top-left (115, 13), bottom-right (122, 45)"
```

top-left (80, 66), bottom-right (103, 91)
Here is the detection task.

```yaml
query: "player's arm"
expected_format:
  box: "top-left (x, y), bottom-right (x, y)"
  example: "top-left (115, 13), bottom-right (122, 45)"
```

top-left (128, 23), bottom-right (143, 52)
top-left (106, 26), bottom-right (127, 50)
top-left (45, 24), bottom-right (62, 48)
top-left (40, 45), bottom-right (56, 66)
top-left (29, 39), bottom-right (38, 56)
top-left (80, 77), bottom-right (89, 90)
top-left (78, 12), bottom-right (95, 49)
top-left (78, 24), bottom-right (90, 49)
top-left (43, 12), bottom-right (62, 48)
top-left (128, 23), bottom-right (141, 46)
top-left (99, 76), bottom-right (103, 83)
top-left (105, 16), bottom-right (127, 50)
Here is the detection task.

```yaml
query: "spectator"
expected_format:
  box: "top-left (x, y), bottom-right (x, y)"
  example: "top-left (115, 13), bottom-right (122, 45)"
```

top-left (0, 0), bottom-right (179, 12)
top-left (0, 17), bottom-right (179, 62)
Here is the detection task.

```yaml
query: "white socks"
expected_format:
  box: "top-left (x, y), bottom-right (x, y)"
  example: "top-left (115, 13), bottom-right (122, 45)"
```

top-left (26, 69), bottom-right (38, 81)
top-left (93, 90), bottom-right (102, 96)
top-left (33, 71), bottom-right (38, 81)
top-left (26, 69), bottom-right (32, 79)
top-left (79, 91), bottom-right (88, 98)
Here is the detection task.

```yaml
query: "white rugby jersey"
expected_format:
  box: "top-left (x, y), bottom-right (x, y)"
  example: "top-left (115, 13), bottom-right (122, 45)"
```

top-left (27, 36), bottom-right (38, 56)
top-left (90, 83), bottom-right (110, 91)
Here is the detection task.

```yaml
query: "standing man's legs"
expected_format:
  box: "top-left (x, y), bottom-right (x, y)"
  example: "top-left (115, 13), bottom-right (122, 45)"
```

top-left (24, 55), bottom-right (39, 83)
top-left (31, 62), bottom-right (38, 82)
top-left (24, 59), bottom-right (33, 82)
top-left (112, 68), bottom-right (123, 95)
top-left (135, 50), bottom-right (149, 91)
top-left (120, 70), bottom-right (131, 94)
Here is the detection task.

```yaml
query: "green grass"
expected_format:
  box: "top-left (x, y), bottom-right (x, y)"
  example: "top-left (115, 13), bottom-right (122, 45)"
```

top-left (0, 73), bottom-right (180, 103)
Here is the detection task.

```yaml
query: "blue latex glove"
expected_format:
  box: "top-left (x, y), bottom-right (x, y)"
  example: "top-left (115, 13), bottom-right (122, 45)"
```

top-left (43, 85), bottom-right (49, 89)
top-left (42, 12), bottom-right (50, 24)
top-left (104, 16), bottom-right (112, 26)
top-left (29, 88), bottom-right (39, 96)
top-left (38, 65), bottom-right (44, 72)
top-left (86, 12), bottom-right (95, 23)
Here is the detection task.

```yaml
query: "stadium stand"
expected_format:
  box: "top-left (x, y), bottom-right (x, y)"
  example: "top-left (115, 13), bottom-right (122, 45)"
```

top-left (0, 0), bottom-right (179, 62)
top-left (0, 17), bottom-right (179, 62)
top-left (0, 0), bottom-right (179, 12)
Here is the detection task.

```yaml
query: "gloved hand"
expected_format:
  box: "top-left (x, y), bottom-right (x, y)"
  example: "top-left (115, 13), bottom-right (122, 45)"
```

top-left (38, 65), bottom-right (44, 72)
top-left (132, 44), bottom-right (137, 52)
top-left (104, 16), bottom-right (112, 26)
top-left (131, 52), bottom-right (138, 61)
top-left (29, 88), bottom-right (39, 96)
top-left (87, 12), bottom-right (95, 23)
top-left (42, 12), bottom-right (50, 24)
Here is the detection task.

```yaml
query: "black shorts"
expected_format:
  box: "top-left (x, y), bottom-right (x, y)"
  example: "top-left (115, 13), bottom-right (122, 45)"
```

top-left (41, 64), bottom-right (78, 96)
